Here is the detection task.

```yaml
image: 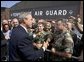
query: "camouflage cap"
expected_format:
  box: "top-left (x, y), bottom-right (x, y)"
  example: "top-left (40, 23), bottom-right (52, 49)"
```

top-left (33, 36), bottom-right (45, 43)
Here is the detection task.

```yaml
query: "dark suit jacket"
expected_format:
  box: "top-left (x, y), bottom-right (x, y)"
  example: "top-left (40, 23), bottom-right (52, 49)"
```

top-left (1, 31), bottom-right (5, 40)
top-left (9, 25), bottom-right (44, 61)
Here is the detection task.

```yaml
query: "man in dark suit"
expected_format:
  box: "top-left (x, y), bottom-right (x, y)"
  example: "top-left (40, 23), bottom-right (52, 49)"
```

top-left (9, 13), bottom-right (48, 61)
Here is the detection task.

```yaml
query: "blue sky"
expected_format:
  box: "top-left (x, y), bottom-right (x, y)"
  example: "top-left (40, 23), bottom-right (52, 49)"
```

top-left (1, 1), bottom-right (21, 8)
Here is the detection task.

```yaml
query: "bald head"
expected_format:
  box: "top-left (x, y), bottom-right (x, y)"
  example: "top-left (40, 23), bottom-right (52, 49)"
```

top-left (12, 18), bottom-right (18, 23)
top-left (2, 20), bottom-right (8, 25)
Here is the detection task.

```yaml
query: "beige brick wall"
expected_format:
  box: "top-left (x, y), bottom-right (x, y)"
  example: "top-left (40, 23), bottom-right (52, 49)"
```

top-left (1, 8), bottom-right (10, 20)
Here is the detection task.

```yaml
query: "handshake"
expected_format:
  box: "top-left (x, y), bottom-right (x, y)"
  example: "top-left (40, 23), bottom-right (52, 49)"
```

top-left (42, 41), bottom-right (49, 51)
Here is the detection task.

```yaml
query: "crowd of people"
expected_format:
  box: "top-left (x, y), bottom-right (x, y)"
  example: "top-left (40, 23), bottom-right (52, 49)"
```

top-left (1, 13), bottom-right (83, 61)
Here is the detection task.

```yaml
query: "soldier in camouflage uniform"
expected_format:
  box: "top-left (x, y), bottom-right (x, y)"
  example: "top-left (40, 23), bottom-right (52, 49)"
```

top-left (33, 22), bottom-right (51, 46)
top-left (65, 20), bottom-right (79, 58)
top-left (51, 20), bottom-right (74, 61)
top-left (33, 22), bottom-right (50, 61)
top-left (44, 21), bottom-right (53, 42)
top-left (33, 22), bottom-right (47, 38)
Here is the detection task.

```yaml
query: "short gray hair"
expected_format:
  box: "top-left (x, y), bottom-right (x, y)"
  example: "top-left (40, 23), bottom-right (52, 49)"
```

top-left (18, 12), bottom-right (32, 23)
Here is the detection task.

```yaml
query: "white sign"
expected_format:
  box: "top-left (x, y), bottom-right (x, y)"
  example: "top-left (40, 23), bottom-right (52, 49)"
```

top-left (45, 10), bottom-right (67, 16)
top-left (11, 10), bottom-right (73, 17)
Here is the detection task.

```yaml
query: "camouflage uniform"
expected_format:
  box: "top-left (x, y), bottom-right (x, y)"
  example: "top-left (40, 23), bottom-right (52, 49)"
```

top-left (52, 29), bottom-right (74, 61)
top-left (33, 29), bottom-right (48, 41)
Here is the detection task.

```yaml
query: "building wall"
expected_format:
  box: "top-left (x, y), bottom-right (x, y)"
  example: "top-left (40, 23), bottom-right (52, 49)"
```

top-left (1, 8), bottom-right (10, 20)
top-left (80, 1), bottom-right (83, 23)
top-left (10, 1), bottom-right (81, 20)
top-left (1, 1), bottom-right (83, 22)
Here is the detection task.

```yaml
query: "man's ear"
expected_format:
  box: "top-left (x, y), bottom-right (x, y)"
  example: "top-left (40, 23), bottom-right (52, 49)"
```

top-left (23, 19), bottom-right (26, 24)
top-left (33, 42), bottom-right (36, 46)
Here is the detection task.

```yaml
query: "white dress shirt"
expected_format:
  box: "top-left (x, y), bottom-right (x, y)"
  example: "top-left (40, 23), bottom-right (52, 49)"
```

top-left (20, 24), bottom-right (28, 33)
